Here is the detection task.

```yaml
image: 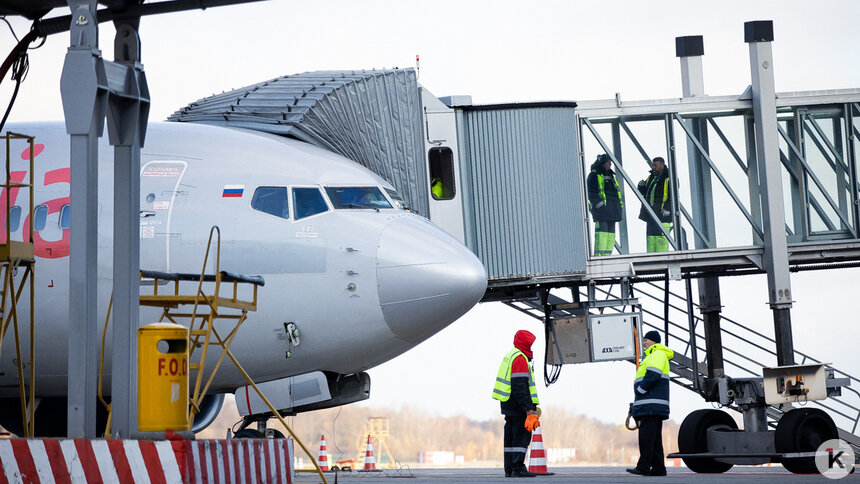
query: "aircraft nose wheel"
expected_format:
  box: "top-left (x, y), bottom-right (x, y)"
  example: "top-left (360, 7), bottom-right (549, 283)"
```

top-left (232, 428), bottom-right (265, 439)
top-left (677, 409), bottom-right (738, 473)
top-left (775, 408), bottom-right (838, 474)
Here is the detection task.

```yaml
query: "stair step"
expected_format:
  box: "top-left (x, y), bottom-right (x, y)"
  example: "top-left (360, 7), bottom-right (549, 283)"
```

top-left (506, 291), bottom-right (860, 447)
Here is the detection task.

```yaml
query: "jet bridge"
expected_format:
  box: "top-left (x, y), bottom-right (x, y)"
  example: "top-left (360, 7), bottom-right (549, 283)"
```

top-left (498, 23), bottom-right (860, 474)
top-left (165, 19), bottom-right (860, 473)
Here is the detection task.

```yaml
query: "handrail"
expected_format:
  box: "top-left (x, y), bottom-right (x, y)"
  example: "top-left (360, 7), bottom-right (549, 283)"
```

top-left (137, 225), bottom-right (328, 484)
top-left (503, 275), bottom-right (860, 443)
top-left (632, 281), bottom-right (860, 440)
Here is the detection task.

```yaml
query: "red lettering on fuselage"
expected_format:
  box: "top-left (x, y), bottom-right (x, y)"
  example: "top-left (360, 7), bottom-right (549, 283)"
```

top-left (2, 144), bottom-right (73, 259)
top-left (22, 168), bottom-right (70, 258)
top-left (0, 171), bottom-right (27, 244)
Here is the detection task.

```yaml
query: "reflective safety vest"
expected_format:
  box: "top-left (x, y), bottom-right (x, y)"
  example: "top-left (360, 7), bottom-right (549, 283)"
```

top-left (491, 348), bottom-right (540, 405)
top-left (589, 171), bottom-right (623, 212)
top-left (631, 343), bottom-right (673, 419)
top-left (431, 177), bottom-right (444, 199)
top-left (645, 173), bottom-right (670, 212)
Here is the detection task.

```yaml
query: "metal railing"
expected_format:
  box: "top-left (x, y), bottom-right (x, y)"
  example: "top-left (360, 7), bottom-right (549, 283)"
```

top-left (576, 92), bottom-right (860, 257)
top-left (597, 281), bottom-right (860, 449)
top-left (502, 280), bottom-right (860, 452)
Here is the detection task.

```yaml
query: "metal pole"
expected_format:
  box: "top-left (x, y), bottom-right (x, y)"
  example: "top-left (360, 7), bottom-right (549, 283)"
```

top-left (109, 20), bottom-right (149, 438)
top-left (611, 121), bottom-right (629, 254)
top-left (745, 20), bottom-right (795, 366)
top-left (62, 0), bottom-right (105, 438)
top-left (676, 35), bottom-right (716, 249)
top-left (684, 278), bottom-right (700, 392)
top-left (676, 35), bottom-right (725, 382)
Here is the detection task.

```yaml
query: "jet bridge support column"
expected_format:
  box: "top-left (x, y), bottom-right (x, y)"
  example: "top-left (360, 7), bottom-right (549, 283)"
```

top-left (677, 36), bottom-right (725, 385)
top-left (746, 21), bottom-right (795, 366)
top-left (62, 0), bottom-right (105, 439)
top-left (108, 18), bottom-right (149, 439)
top-left (63, 1), bottom-right (150, 438)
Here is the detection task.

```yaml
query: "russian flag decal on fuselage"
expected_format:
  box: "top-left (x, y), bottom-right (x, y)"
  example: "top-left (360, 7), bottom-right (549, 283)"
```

top-left (223, 185), bottom-right (245, 197)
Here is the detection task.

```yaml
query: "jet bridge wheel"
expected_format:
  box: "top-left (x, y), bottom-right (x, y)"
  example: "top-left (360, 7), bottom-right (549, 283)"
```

top-left (677, 409), bottom-right (737, 474)
top-left (775, 408), bottom-right (837, 474)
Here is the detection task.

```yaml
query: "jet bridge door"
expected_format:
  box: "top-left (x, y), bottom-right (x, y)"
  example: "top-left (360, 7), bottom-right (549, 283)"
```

top-left (140, 160), bottom-right (188, 271)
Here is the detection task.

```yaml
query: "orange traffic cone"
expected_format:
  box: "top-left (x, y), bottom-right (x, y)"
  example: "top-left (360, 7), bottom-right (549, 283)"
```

top-left (360, 434), bottom-right (379, 471)
top-left (528, 426), bottom-right (554, 475)
top-left (318, 434), bottom-right (330, 471)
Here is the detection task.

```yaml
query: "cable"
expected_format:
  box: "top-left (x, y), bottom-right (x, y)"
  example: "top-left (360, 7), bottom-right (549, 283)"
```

top-left (1, 16), bottom-right (20, 42)
top-left (0, 50), bottom-right (28, 135)
top-left (0, 28), bottom-right (39, 135)
top-left (330, 405), bottom-right (344, 466)
top-left (543, 315), bottom-right (561, 386)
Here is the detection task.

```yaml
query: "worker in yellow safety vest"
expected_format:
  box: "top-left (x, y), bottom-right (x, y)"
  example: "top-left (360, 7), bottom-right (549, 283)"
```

top-left (627, 330), bottom-right (673, 477)
top-left (491, 330), bottom-right (541, 478)
top-left (431, 177), bottom-right (449, 199)
top-left (586, 154), bottom-right (624, 257)
top-left (637, 157), bottom-right (672, 252)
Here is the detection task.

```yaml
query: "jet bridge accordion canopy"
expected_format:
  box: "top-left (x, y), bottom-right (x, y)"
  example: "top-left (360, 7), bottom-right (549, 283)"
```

top-left (168, 69), bottom-right (429, 217)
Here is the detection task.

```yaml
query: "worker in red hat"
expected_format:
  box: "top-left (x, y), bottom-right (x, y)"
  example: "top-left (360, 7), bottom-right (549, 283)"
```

top-left (491, 330), bottom-right (541, 478)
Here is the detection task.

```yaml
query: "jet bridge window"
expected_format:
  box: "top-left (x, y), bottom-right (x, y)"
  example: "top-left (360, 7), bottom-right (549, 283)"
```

top-left (251, 187), bottom-right (290, 220)
top-left (325, 187), bottom-right (392, 210)
top-left (292, 187), bottom-right (329, 220)
top-left (59, 204), bottom-right (70, 230)
top-left (33, 204), bottom-right (48, 231)
top-left (428, 147), bottom-right (455, 200)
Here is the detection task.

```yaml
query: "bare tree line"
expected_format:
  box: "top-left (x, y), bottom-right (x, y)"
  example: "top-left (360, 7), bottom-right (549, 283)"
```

top-left (201, 400), bottom-right (679, 465)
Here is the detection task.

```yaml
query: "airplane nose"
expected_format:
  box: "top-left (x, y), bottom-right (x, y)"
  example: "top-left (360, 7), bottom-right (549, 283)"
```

top-left (377, 216), bottom-right (487, 343)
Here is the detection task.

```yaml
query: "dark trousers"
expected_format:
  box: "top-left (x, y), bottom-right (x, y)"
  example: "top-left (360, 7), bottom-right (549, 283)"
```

top-left (636, 415), bottom-right (666, 473)
top-left (503, 415), bottom-right (531, 473)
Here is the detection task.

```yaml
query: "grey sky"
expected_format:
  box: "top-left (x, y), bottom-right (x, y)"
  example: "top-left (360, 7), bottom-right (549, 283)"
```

top-left (2, 1), bottom-right (859, 426)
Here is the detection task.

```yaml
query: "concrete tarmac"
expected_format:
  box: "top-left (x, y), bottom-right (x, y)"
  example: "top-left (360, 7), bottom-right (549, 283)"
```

top-left (308, 466), bottom-right (860, 484)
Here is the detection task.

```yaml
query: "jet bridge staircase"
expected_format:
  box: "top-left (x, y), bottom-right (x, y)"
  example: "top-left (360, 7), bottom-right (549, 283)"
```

top-left (503, 282), bottom-right (860, 457)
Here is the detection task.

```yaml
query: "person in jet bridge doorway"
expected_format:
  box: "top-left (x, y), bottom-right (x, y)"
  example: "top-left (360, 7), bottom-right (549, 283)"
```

top-left (491, 330), bottom-right (542, 478)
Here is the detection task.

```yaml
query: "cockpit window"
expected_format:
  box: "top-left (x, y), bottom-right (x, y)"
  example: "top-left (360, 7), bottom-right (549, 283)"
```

top-left (384, 188), bottom-right (410, 211)
top-left (251, 187), bottom-right (289, 219)
top-left (325, 187), bottom-right (392, 210)
top-left (293, 187), bottom-right (329, 220)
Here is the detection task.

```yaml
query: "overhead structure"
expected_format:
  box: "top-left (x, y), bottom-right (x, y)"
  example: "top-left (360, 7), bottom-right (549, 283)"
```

top-left (168, 69), bottom-right (429, 217)
top-left (0, 0), bottom-right (269, 439)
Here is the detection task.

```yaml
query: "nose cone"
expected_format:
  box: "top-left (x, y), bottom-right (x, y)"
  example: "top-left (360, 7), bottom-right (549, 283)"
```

top-left (377, 216), bottom-right (487, 343)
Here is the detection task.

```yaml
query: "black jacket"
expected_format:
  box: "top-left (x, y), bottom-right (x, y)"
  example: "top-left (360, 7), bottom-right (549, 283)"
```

top-left (638, 169), bottom-right (672, 223)
top-left (586, 159), bottom-right (624, 222)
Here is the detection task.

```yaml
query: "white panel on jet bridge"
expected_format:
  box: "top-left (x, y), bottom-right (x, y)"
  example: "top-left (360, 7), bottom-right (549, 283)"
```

top-left (589, 313), bottom-right (639, 362)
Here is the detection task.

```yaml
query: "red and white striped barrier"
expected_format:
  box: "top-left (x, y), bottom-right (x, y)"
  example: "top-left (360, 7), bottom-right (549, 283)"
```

top-left (0, 438), bottom-right (294, 484)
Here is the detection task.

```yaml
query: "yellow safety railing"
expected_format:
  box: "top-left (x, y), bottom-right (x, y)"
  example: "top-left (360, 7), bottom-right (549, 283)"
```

top-left (0, 132), bottom-right (35, 437)
top-left (136, 226), bottom-right (328, 484)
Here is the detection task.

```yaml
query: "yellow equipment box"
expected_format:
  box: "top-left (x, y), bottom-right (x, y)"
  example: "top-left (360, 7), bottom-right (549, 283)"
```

top-left (138, 323), bottom-right (189, 431)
